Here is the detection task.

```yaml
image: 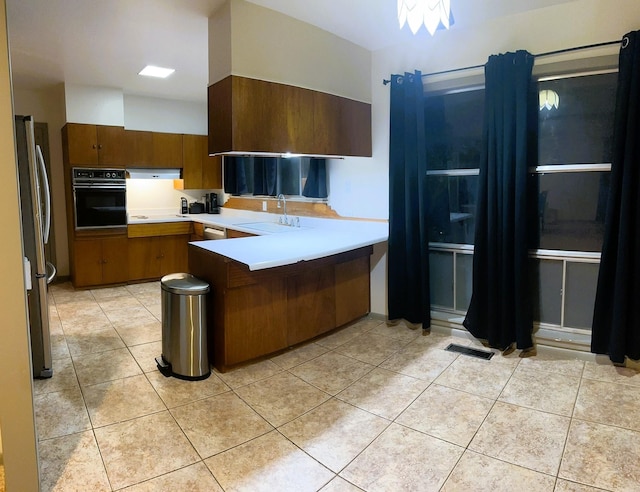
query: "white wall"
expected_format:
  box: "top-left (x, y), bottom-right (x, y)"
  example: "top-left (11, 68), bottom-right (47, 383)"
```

top-left (208, 0), bottom-right (232, 85)
top-left (210, 0), bottom-right (371, 102)
top-left (123, 94), bottom-right (207, 134)
top-left (333, 0), bottom-right (640, 317)
top-left (63, 86), bottom-right (208, 134)
top-left (64, 84), bottom-right (124, 125)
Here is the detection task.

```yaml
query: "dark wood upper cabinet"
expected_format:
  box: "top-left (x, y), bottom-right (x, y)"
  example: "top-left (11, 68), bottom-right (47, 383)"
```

top-left (63, 123), bottom-right (128, 168)
top-left (182, 134), bottom-right (222, 189)
top-left (208, 75), bottom-right (371, 157)
top-left (152, 132), bottom-right (183, 168)
top-left (125, 130), bottom-right (153, 167)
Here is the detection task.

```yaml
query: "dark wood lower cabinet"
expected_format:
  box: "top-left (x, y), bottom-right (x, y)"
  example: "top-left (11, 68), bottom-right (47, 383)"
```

top-left (189, 245), bottom-right (373, 371)
top-left (72, 227), bottom-right (189, 287)
top-left (287, 266), bottom-right (336, 346)
top-left (128, 235), bottom-right (189, 281)
top-left (73, 236), bottom-right (129, 287)
top-left (335, 255), bottom-right (371, 327)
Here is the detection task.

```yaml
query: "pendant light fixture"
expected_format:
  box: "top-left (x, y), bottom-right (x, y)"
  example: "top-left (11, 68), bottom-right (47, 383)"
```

top-left (398, 0), bottom-right (453, 36)
top-left (539, 89), bottom-right (560, 111)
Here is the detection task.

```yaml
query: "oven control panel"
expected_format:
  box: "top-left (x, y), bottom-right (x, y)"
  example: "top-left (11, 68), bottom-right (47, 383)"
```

top-left (72, 168), bottom-right (126, 184)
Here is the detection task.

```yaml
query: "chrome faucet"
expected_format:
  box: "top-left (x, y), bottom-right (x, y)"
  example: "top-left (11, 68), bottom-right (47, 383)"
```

top-left (277, 194), bottom-right (288, 225)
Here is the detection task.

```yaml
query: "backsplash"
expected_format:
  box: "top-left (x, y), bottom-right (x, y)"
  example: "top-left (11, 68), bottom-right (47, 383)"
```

top-left (125, 179), bottom-right (222, 214)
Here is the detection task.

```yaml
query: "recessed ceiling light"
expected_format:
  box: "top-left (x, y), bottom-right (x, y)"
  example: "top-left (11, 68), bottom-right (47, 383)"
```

top-left (138, 65), bottom-right (175, 78)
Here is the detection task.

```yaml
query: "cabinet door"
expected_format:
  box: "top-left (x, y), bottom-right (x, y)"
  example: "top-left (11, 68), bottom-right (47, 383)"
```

top-left (152, 132), bottom-right (183, 168)
top-left (73, 239), bottom-right (104, 287)
top-left (96, 126), bottom-right (127, 167)
top-left (158, 235), bottom-right (189, 276)
top-left (182, 134), bottom-right (204, 189)
top-left (128, 237), bottom-right (161, 280)
top-left (202, 154), bottom-right (222, 189)
top-left (126, 130), bottom-right (153, 167)
top-left (287, 266), bottom-right (336, 346)
top-left (65, 123), bottom-right (99, 166)
top-left (335, 256), bottom-right (370, 326)
top-left (191, 222), bottom-right (205, 241)
top-left (183, 135), bottom-right (222, 189)
top-left (101, 237), bottom-right (129, 284)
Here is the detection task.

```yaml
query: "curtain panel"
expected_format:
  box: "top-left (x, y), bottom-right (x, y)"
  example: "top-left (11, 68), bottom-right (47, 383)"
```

top-left (463, 51), bottom-right (536, 351)
top-left (223, 156), bottom-right (248, 195)
top-left (302, 159), bottom-right (328, 198)
top-left (387, 71), bottom-right (431, 326)
top-left (592, 31), bottom-right (640, 364)
top-left (253, 157), bottom-right (277, 196)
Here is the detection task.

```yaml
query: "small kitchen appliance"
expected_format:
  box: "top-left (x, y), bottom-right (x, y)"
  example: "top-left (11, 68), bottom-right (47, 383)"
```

top-left (206, 192), bottom-right (220, 214)
top-left (180, 197), bottom-right (188, 214)
top-left (188, 201), bottom-right (204, 214)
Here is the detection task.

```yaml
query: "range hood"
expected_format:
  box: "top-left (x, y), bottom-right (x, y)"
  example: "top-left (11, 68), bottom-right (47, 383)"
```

top-left (126, 168), bottom-right (181, 179)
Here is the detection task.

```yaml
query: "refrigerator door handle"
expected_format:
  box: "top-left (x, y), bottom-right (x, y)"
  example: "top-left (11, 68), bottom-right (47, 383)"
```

top-left (46, 261), bottom-right (57, 285)
top-left (36, 144), bottom-right (51, 244)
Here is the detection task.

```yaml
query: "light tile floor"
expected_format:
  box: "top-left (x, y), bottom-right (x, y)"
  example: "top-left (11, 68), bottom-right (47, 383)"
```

top-left (35, 281), bottom-right (640, 491)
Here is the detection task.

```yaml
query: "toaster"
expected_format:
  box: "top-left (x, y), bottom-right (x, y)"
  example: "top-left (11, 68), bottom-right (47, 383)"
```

top-left (188, 202), bottom-right (205, 214)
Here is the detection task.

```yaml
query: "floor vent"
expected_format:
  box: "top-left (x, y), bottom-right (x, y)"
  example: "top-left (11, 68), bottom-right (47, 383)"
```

top-left (445, 343), bottom-right (494, 360)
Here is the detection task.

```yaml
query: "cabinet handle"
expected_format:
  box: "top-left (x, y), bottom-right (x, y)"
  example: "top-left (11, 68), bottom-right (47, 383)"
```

top-left (98, 144), bottom-right (103, 150)
top-left (103, 259), bottom-right (108, 264)
top-left (92, 144), bottom-right (97, 149)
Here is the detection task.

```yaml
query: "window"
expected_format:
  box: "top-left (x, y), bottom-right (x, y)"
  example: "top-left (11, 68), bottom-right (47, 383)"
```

top-left (529, 71), bottom-right (616, 335)
top-left (426, 66), bottom-right (618, 341)
top-left (425, 88), bottom-right (483, 245)
top-left (537, 73), bottom-right (617, 166)
top-left (425, 88), bottom-right (483, 313)
top-left (223, 156), bottom-right (318, 197)
top-left (532, 72), bottom-right (617, 253)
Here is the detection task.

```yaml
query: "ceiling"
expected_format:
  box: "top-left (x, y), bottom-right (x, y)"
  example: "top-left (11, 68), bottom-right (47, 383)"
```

top-left (6, 0), bottom-right (577, 103)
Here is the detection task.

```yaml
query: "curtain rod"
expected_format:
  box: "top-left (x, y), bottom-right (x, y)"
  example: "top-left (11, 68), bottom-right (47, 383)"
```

top-left (382, 39), bottom-right (621, 85)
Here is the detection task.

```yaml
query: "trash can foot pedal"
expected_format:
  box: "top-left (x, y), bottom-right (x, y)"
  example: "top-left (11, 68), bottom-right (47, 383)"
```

top-left (156, 356), bottom-right (172, 377)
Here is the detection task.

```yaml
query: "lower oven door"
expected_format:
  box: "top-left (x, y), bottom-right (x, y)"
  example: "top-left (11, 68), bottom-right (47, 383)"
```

top-left (74, 185), bottom-right (127, 229)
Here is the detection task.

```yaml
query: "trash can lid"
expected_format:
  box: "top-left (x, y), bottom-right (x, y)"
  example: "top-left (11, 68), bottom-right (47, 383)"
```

top-left (161, 273), bottom-right (210, 295)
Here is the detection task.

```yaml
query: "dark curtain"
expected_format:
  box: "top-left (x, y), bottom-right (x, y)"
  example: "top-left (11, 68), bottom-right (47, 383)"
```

top-left (463, 51), bottom-right (535, 351)
top-left (302, 159), bottom-right (328, 198)
top-left (253, 157), bottom-right (277, 196)
top-left (223, 157), bottom-right (248, 195)
top-left (592, 31), bottom-right (640, 364)
top-left (387, 70), bottom-right (430, 326)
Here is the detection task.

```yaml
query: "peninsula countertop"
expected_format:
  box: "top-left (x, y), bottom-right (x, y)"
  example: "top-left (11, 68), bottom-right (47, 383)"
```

top-left (127, 208), bottom-right (388, 271)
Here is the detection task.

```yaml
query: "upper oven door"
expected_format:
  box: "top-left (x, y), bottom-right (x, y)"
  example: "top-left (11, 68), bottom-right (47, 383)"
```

top-left (73, 184), bottom-right (127, 229)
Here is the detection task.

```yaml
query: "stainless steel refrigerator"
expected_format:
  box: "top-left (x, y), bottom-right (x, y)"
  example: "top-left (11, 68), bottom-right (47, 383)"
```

top-left (15, 115), bottom-right (56, 378)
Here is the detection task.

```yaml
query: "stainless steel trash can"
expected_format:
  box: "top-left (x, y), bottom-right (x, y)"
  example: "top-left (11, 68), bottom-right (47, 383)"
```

top-left (156, 273), bottom-right (210, 380)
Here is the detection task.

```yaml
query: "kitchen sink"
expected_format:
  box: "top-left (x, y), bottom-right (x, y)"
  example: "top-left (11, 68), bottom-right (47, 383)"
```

top-left (235, 221), bottom-right (302, 234)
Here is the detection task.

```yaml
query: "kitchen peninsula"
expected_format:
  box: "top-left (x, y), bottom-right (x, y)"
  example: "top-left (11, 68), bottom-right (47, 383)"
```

top-left (177, 211), bottom-right (388, 372)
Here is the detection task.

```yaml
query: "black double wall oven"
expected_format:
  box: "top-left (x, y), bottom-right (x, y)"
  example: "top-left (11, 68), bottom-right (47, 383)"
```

top-left (72, 168), bottom-right (127, 229)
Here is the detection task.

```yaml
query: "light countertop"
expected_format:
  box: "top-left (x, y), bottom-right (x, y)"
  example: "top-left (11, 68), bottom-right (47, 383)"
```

top-left (127, 208), bottom-right (388, 271)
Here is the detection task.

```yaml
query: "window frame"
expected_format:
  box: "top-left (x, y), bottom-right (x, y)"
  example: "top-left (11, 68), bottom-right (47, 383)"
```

top-left (425, 61), bottom-right (619, 345)
top-left (221, 155), bottom-right (327, 200)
